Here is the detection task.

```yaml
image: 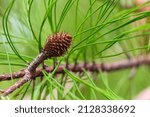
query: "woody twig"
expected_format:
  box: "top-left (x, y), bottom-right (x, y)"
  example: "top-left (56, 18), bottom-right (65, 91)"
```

top-left (1, 54), bottom-right (150, 81)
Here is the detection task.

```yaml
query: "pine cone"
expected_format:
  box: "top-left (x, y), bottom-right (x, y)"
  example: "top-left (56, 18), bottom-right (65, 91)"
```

top-left (43, 32), bottom-right (72, 57)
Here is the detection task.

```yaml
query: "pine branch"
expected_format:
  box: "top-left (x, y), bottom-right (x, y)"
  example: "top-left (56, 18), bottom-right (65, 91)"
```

top-left (1, 32), bottom-right (72, 96)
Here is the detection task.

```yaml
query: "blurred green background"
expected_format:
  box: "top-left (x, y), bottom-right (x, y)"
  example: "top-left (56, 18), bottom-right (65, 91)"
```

top-left (0, 0), bottom-right (150, 100)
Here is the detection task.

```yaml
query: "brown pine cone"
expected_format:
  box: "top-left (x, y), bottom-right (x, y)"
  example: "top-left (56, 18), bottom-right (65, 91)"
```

top-left (43, 32), bottom-right (72, 58)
